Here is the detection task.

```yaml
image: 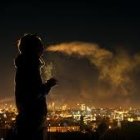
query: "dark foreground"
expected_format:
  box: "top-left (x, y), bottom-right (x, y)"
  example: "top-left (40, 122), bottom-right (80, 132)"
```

top-left (1, 121), bottom-right (140, 140)
top-left (1, 130), bottom-right (140, 140)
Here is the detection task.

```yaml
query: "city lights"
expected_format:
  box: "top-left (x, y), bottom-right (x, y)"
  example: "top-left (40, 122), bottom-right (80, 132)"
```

top-left (0, 103), bottom-right (140, 133)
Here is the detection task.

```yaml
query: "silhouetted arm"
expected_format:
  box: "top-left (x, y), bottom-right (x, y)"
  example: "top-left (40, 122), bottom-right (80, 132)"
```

top-left (40, 78), bottom-right (57, 95)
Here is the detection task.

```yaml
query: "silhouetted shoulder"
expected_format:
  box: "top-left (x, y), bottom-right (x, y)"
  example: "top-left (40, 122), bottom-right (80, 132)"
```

top-left (15, 54), bottom-right (44, 69)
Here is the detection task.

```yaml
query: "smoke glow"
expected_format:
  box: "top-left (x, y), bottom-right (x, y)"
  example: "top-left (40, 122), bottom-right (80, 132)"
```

top-left (46, 42), bottom-right (140, 107)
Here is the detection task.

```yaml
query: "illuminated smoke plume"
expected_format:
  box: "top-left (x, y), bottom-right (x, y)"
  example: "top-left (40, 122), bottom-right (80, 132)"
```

top-left (47, 42), bottom-right (140, 94)
top-left (47, 42), bottom-right (113, 82)
top-left (41, 62), bottom-right (54, 81)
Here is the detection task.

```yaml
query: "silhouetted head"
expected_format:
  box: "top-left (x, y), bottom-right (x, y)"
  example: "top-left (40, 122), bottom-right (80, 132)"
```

top-left (18, 34), bottom-right (44, 57)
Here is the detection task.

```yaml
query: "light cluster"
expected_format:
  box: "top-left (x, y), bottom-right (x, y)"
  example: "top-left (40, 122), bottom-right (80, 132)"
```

top-left (0, 103), bottom-right (140, 132)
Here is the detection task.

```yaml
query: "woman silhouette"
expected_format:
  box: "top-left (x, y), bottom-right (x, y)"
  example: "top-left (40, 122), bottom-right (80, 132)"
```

top-left (14, 34), bottom-right (57, 140)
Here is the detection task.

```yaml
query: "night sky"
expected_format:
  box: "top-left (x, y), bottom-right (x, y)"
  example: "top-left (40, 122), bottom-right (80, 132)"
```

top-left (0, 1), bottom-right (140, 107)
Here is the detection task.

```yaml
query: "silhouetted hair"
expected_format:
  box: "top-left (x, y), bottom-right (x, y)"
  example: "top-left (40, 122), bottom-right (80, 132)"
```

top-left (18, 34), bottom-right (44, 56)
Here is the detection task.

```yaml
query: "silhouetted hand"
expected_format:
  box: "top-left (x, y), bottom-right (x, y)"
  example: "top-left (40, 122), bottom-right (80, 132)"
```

top-left (46, 78), bottom-right (57, 88)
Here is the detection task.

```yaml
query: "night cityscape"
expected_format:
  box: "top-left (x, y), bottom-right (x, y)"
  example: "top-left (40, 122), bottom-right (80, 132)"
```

top-left (1, 103), bottom-right (140, 139)
top-left (1, 1), bottom-right (140, 140)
